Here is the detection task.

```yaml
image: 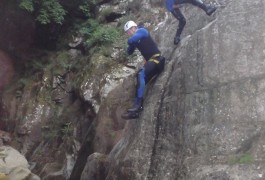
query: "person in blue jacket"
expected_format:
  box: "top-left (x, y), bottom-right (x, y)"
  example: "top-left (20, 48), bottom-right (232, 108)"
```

top-left (165, 0), bottom-right (217, 45)
top-left (122, 21), bottom-right (165, 119)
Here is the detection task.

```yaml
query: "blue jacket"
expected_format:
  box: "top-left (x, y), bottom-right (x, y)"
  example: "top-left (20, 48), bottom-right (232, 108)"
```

top-left (165, 0), bottom-right (175, 12)
top-left (127, 27), bottom-right (160, 61)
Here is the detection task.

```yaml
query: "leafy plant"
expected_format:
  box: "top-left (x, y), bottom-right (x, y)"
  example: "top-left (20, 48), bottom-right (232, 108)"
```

top-left (80, 19), bottom-right (119, 49)
top-left (18, 78), bottom-right (32, 86)
top-left (79, 0), bottom-right (97, 18)
top-left (19, 0), bottom-right (66, 24)
top-left (61, 122), bottom-right (74, 136)
top-left (37, 1), bottom-right (67, 24)
top-left (229, 153), bottom-right (254, 164)
top-left (19, 0), bottom-right (100, 24)
top-left (238, 154), bottom-right (254, 164)
top-left (19, 0), bottom-right (34, 12)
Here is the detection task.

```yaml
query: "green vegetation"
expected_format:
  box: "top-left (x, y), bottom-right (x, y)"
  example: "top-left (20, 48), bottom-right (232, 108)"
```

top-left (19, 0), bottom-right (66, 24)
top-left (229, 153), bottom-right (254, 164)
top-left (36, 1), bottom-right (66, 24)
top-left (238, 154), bottom-right (254, 164)
top-left (79, 19), bottom-right (119, 49)
top-left (19, 0), bottom-right (34, 12)
top-left (19, 0), bottom-right (99, 24)
top-left (12, 0), bottom-right (126, 150)
top-left (79, 0), bottom-right (97, 17)
top-left (18, 0), bottom-right (122, 56)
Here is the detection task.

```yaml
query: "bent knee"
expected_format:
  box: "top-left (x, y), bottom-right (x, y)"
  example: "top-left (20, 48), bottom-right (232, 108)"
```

top-left (179, 18), bottom-right (186, 26)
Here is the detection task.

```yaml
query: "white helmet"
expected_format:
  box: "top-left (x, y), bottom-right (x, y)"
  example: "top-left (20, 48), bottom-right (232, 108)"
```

top-left (124, 21), bottom-right (137, 32)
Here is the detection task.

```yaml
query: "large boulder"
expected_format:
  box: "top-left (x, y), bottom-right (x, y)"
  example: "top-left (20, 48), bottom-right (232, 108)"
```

top-left (81, 153), bottom-right (109, 180)
top-left (0, 146), bottom-right (40, 180)
top-left (0, 1), bottom-right (35, 58)
top-left (0, 51), bottom-right (14, 90)
top-left (105, 0), bottom-right (265, 179)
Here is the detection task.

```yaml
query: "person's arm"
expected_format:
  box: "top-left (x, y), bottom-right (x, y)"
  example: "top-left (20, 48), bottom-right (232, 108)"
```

top-left (127, 44), bottom-right (136, 55)
top-left (127, 28), bottom-right (149, 55)
top-left (165, 0), bottom-right (175, 12)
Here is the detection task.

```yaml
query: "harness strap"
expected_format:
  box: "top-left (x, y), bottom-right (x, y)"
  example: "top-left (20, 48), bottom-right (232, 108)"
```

top-left (151, 54), bottom-right (161, 58)
top-left (149, 59), bottom-right (160, 64)
top-left (149, 53), bottom-right (161, 64)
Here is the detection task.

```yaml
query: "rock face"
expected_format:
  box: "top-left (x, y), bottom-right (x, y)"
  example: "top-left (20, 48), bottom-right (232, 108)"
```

top-left (1, 0), bottom-right (265, 179)
top-left (104, 0), bottom-right (265, 179)
top-left (0, 146), bottom-right (40, 180)
top-left (80, 153), bottom-right (109, 180)
top-left (0, 51), bottom-right (14, 90)
top-left (0, 1), bottom-right (35, 57)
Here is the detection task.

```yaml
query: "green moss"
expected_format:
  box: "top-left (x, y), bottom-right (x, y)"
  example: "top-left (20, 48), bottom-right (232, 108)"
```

top-left (78, 19), bottom-right (120, 50)
top-left (238, 154), bottom-right (254, 164)
top-left (229, 154), bottom-right (254, 165)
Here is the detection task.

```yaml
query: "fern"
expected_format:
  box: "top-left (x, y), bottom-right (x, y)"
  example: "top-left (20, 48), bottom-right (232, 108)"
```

top-left (19, 0), bottom-right (66, 24)
top-left (80, 20), bottom-right (119, 48)
top-left (37, 0), bottom-right (66, 24)
top-left (19, 0), bottom-right (34, 12)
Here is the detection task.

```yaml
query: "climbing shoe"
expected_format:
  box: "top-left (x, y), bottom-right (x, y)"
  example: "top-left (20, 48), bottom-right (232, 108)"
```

top-left (206, 5), bottom-right (217, 16)
top-left (127, 103), bottom-right (143, 113)
top-left (174, 36), bottom-right (181, 45)
top-left (121, 111), bottom-right (139, 120)
top-left (127, 98), bottom-right (143, 113)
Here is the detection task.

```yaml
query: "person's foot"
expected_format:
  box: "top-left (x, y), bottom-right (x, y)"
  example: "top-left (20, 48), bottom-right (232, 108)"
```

top-left (121, 111), bottom-right (139, 119)
top-left (127, 105), bottom-right (143, 113)
top-left (127, 97), bottom-right (143, 112)
top-left (206, 5), bottom-right (217, 16)
top-left (174, 36), bottom-right (181, 45)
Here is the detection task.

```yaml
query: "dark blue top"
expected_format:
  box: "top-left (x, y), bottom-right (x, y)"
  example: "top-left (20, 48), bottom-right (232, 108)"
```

top-left (127, 27), bottom-right (160, 61)
top-left (165, 0), bottom-right (175, 12)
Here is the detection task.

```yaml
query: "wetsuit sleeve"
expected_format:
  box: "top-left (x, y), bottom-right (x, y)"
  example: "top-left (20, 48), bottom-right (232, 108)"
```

top-left (127, 28), bottom-right (149, 55)
top-left (165, 0), bottom-right (175, 12)
top-left (127, 44), bottom-right (136, 55)
top-left (128, 28), bottom-right (149, 44)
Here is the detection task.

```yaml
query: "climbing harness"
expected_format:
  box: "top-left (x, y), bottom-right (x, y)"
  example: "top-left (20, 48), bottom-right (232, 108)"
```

top-left (149, 53), bottom-right (161, 64)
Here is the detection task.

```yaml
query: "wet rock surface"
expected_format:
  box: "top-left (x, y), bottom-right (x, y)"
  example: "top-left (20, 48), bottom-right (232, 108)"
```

top-left (1, 0), bottom-right (265, 179)
top-left (0, 51), bottom-right (14, 90)
top-left (105, 0), bottom-right (265, 179)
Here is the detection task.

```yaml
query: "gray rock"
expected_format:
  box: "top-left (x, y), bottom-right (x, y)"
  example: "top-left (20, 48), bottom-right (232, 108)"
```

top-left (0, 146), bottom-right (40, 180)
top-left (105, 0), bottom-right (265, 179)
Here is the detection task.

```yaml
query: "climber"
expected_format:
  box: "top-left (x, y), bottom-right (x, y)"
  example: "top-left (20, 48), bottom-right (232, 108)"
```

top-left (122, 20), bottom-right (165, 119)
top-left (165, 0), bottom-right (217, 45)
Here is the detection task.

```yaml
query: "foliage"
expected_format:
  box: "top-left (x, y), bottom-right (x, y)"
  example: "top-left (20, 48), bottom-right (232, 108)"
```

top-left (229, 153), bottom-right (254, 164)
top-left (79, 19), bottom-right (119, 49)
top-left (238, 154), bottom-right (254, 164)
top-left (18, 78), bottom-right (32, 87)
top-left (55, 51), bottom-right (72, 70)
top-left (37, 1), bottom-right (66, 24)
top-left (19, 0), bottom-right (34, 12)
top-left (41, 102), bottom-right (78, 154)
top-left (19, 0), bottom-right (99, 24)
top-left (78, 0), bottom-right (97, 17)
top-left (19, 0), bottom-right (66, 24)
top-left (61, 122), bottom-right (74, 136)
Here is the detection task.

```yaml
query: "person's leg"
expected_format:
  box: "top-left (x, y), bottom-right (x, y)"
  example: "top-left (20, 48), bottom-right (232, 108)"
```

top-left (127, 58), bottom-right (165, 113)
top-left (127, 68), bottom-right (145, 112)
top-left (157, 56), bottom-right (165, 74)
top-left (171, 8), bottom-right (186, 45)
top-left (175, 0), bottom-right (190, 4)
top-left (189, 0), bottom-right (217, 15)
top-left (144, 61), bottom-right (158, 84)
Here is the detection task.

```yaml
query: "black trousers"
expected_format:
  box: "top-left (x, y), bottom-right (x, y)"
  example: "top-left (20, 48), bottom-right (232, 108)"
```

top-left (171, 0), bottom-right (207, 37)
top-left (136, 56), bottom-right (165, 98)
